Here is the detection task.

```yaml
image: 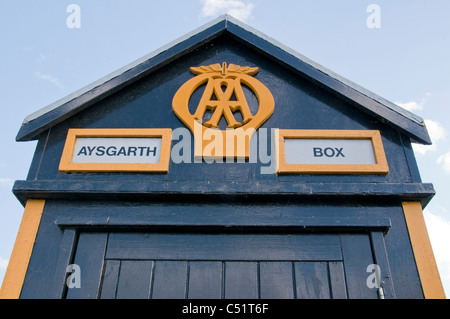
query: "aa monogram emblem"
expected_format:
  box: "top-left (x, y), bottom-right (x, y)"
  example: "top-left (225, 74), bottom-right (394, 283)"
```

top-left (172, 62), bottom-right (275, 159)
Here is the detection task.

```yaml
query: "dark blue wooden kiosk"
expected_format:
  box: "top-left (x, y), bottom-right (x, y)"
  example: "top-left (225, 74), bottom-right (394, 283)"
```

top-left (1, 16), bottom-right (445, 299)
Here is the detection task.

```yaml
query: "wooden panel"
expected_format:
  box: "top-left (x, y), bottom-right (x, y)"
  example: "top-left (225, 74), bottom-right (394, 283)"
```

top-left (224, 262), bottom-right (258, 299)
top-left (151, 261), bottom-right (187, 299)
top-left (260, 262), bottom-right (295, 299)
top-left (100, 260), bottom-right (120, 299)
top-left (370, 232), bottom-right (396, 299)
top-left (294, 262), bottom-right (330, 299)
top-left (66, 230), bottom-right (384, 299)
top-left (328, 262), bottom-right (347, 299)
top-left (106, 233), bottom-right (342, 261)
top-left (48, 229), bottom-right (77, 299)
top-left (66, 233), bottom-right (108, 299)
top-left (340, 234), bottom-right (377, 299)
top-left (116, 260), bottom-right (153, 299)
top-left (188, 262), bottom-right (222, 299)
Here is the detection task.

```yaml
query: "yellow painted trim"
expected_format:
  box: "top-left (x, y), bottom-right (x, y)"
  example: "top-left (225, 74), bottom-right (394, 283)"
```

top-left (0, 200), bottom-right (45, 299)
top-left (402, 201), bottom-right (446, 299)
top-left (59, 128), bottom-right (172, 173)
top-left (276, 129), bottom-right (389, 174)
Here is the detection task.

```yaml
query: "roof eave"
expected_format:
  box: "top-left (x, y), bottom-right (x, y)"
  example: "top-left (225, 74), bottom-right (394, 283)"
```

top-left (16, 15), bottom-right (432, 145)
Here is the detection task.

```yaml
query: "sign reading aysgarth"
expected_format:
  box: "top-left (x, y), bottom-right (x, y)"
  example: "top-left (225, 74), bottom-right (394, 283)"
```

top-left (73, 137), bottom-right (161, 164)
top-left (59, 128), bottom-right (172, 173)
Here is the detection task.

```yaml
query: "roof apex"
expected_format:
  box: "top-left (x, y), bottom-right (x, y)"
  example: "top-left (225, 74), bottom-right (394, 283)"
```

top-left (16, 15), bottom-right (431, 145)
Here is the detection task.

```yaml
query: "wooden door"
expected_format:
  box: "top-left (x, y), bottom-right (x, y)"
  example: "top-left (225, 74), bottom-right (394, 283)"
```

top-left (65, 231), bottom-right (379, 299)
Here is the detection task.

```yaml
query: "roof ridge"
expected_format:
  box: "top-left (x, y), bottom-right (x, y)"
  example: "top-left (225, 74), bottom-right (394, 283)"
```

top-left (16, 15), bottom-right (430, 144)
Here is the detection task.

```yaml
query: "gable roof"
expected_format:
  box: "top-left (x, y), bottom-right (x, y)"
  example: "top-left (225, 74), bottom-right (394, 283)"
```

top-left (16, 15), bottom-right (431, 145)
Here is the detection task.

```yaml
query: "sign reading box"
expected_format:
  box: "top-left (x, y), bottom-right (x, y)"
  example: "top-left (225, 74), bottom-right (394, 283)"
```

top-left (59, 129), bottom-right (172, 173)
top-left (276, 130), bottom-right (389, 174)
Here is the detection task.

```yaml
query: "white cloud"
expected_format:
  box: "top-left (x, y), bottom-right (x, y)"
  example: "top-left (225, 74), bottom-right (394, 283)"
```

top-left (396, 101), bottom-right (424, 112)
top-left (424, 210), bottom-right (450, 296)
top-left (200, 0), bottom-right (255, 22)
top-left (413, 119), bottom-right (446, 155)
top-left (34, 71), bottom-right (65, 90)
top-left (437, 152), bottom-right (450, 174)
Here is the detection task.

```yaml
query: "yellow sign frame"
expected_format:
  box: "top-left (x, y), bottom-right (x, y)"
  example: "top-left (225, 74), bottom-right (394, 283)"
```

top-left (276, 129), bottom-right (389, 174)
top-left (59, 128), bottom-right (172, 173)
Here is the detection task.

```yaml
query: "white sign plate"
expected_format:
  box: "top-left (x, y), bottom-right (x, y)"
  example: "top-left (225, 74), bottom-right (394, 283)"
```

top-left (72, 137), bottom-right (162, 164)
top-left (284, 138), bottom-right (376, 165)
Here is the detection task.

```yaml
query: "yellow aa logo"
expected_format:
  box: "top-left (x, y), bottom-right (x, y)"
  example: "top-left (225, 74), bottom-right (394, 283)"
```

top-left (172, 62), bottom-right (275, 159)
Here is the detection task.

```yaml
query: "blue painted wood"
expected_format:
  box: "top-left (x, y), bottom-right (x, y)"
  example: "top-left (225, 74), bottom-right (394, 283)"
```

top-left (259, 262), bottom-right (295, 299)
top-left (25, 130), bottom-right (50, 181)
top-left (100, 260), bottom-right (120, 299)
top-left (55, 215), bottom-right (391, 233)
top-left (188, 262), bottom-right (223, 299)
top-left (97, 230), bottom-right (379, 299)
top-left (294, 262), bottom-right (330, 299)
top-left (19, 199), bottom-right (426, 298)
top-left (224, 262), bottom-right (258, 299)
top-left (151, 261), bottom-right (188, 299)
top-left (13, 180), bottom-right (435, 207)
top-left (370, 232), bottom-right (396, 299)
top-left (400, 134), bottom-right (423, 183)
top-left (9, 29), bottom-right (430, 191)
top-left (340, 234), bottom-right (378, 299)
top-left (115, 260), bottom-right (153, 299)
top-left (65, 233), bottom-right (108, 299)
top-left (106, 233), bottom-right (342, 261)
top-left (380, 205), bottom-right (424, 298)
top-left (20, 204), bottom-right (66, 298)
top-left (48, 229), bottom-right (77, 299)
top-left (328, 262), bottom-right (347, 299)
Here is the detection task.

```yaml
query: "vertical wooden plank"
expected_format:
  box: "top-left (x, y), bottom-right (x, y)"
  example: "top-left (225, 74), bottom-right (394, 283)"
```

top-left (66, 233), bottom-right (108, 299)
top-left (224, 262), bottom-right (258, 299)
top-left (328, 262), bottom-right (347, 299)
top-left (100, 260), bottom-right (121, 299)
top-left (402, 202), bottom-right (446, 299)
top-left (48, 229), bottom-right (77, 299)
top-left (340, 234), bottom-right (377, 299)
top-left (116, 260), bottom-right (153, 299)
top-left (294, 262), bottom-right (330, 299)
top-left (260, 262), bottom-right (294, 299)
top-left (370, 232), bottom-right (396, 299)
top-left (151, 261), bottom-right (187, 299)
top-left (0, 200), bottom-right (45, 299)
top-left (188, 262), bottom-right (222, 299)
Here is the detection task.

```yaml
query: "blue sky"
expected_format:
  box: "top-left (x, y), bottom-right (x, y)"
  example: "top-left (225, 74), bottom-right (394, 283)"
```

top-left (1, 0), bottom-right (449, 298)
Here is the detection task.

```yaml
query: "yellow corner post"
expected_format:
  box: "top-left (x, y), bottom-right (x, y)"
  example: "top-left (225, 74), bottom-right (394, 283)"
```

top-left (0, 200), bottom-right (45, 299)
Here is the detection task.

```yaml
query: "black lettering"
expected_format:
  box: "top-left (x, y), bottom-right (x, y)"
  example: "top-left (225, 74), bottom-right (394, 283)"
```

top-left (87, 146), bottom-right (96, 156)
top-left (335, 148), bottom-right (345, 157)
top-left (313, 147), bottom-right (323, 157)
top-left (138, 146), bottom-right (147, 156)
top-left (96, 146), bottom-right (105, 156)
top-left (117, 147), bottom-right (127, 156)
top-left (77, 146), bottom-right (87, 156)
top-left (146, 147), bottom-right (157, 156)
top-left (127, 147), bottom-right (137, 156)
top-left (324, 147), bottom-right (335, 157)
top-left (106, 146), bottom-right (117, 156)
